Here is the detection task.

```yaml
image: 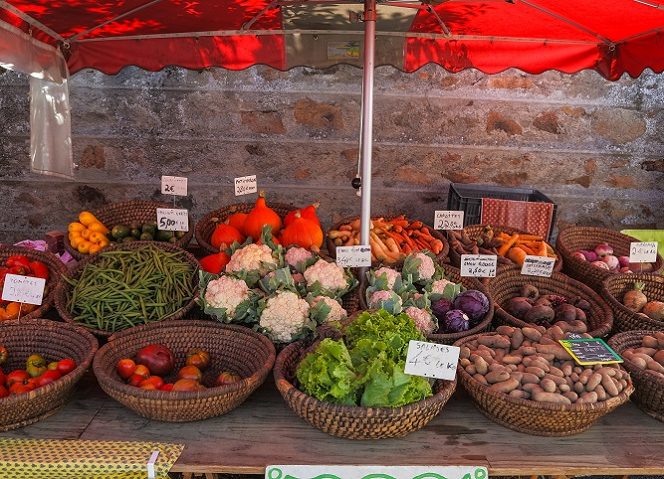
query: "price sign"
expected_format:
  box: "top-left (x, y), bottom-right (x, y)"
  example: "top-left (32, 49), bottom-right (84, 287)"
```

top-left (521, 255), bottom-right (556, 277)
top-left (335, 245), bottom-right (371, 268)
top-left (2, 274), bottom-right (46, 305)
top-left (156, 208), bottom-right (189, 232)
top-left (234, 175), bottom-right (257, 196)
top-left (434, 210), bottom-right (464, 230)
top-left (460, 254), bottom-right (497, 277)
top-left (404, 340), bottom-right (460, 380)
top-left (558, 338), bottom-right (623, 366)
top-left (266, 465), bottom-right (488, 479)
top-left (161, 176), bottom-right (188, 196)
top-left (629, 241), bottom-right (658, 263)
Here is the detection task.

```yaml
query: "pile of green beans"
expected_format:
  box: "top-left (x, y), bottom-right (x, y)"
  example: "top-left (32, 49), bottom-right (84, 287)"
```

top-left (64, 245), bottom-right (196, 332)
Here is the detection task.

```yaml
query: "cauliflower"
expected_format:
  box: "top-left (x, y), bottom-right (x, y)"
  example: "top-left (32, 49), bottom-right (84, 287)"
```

top-left (402, 251), bottom-right (436, 283)
top-left (259, 291), bottom-right (313, 343)
top-left (404, 306), bottom-right (437, 335)
top-left (430, 279), bottom-right (455, 295)
top-left (368, 289), bottom-right (403, 314)
top-left (198, 272), bottom-right (260, 324)
top-left (226, 243), bottom-right (279, 286)
top-left (303, 259), bottom-right (354, 298)
top-left (372, 266), bottom-right (400, 290)
top-left (426, 277), bottom-right (462, 300)
top-left (285, 247), bottom-right (314, 272)
top-left (309, 295), bottom-right (347, 323)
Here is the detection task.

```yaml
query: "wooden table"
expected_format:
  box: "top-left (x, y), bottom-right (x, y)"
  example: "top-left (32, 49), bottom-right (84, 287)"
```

top-left (2, 374), bottom-right (663, 477)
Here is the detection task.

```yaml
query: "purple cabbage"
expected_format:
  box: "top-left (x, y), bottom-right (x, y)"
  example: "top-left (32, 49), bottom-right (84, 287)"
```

top-left (453, 290), bottom-right (490, 322)
top-left (442, 309), bottom-right (470, 333)
top-left (431, 298), bottom-right (453, 322)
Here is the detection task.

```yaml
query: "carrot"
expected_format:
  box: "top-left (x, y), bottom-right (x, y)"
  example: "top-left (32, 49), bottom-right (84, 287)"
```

top-left (402, 243), bottom-right (412, 254)
top-left (538, 241), bottom-right (548, 257)
top-left (519, 245), bottom-right (537, 255)
top-left (515, 234), bottom-right (544, 241)
top-left (508, 246), bottom-right (527, 265)
top-left (384, 237), bottom-right (402, 256)
top-left (409, 220), bottom-right (424, 230)
top-left (430, 239), bottom-right (444, 255)
top-left (497, 234), bottom-right (520, 256)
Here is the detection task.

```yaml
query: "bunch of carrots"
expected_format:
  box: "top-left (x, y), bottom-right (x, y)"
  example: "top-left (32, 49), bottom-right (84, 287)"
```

top-left (328, 215), bottom-right (445, 264)
top-left (449, 225), bottom-right (557, 266)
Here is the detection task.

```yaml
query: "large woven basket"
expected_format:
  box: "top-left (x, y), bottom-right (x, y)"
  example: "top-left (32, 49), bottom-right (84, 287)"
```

top-left (55, 242), bottom-right (199, 337)
top-left (447, 224), bottom-right (562, 274)
top-left (274, 338), bottom-right (456, 439)
top-left (64, 200), bottom-right (195, 260)
top-left (608, 330), bottom-right (664, 422)
top-left (93, 320), bottom-right (275, 422)
top-left (358, 265), bottom-right (494, 345)
top-left (0, 246), bottom-right (66, 321)
top-left (195, 201), bottom-right (294, 254)
top-left (602, 273), bottom-right (664, 333)
top-left (325, 216), bottom-right (450, 266)
top-left (556, 226), bottom-right (664, 290)
top-left (0, 318), bottom-right (98, 431)
top-left (488, 268), bottom-right (613, 337)
top-left (455, 332), bottom-right (633, 436)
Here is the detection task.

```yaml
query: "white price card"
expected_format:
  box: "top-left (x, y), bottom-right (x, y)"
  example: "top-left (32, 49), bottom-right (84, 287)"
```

top-left (161, 175), bottom-right (188, 196)
top-left (156, 208), bottom-right (189, 232)
top-left (404, 340), bottom-right (460, 380)
top-left (2, 274), bottom-right (46, 305)
top-left (266, 465), bottom-right (488, 479)
top-left (630, 241), bottom-right (658, 263)
top-left (460, 254), bottom-right (497, 277)
top-left (434, 210), bottom-right (464, 230)
top-left (521, 255), bottom-right (556, 277)
top-left (234, 175), bottom-right (257, 196)
top-left (335, 245), bottom-right (371, 268)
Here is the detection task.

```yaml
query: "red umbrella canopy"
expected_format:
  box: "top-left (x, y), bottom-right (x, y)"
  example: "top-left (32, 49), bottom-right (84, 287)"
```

top-left (1, 0), bottom-right (663, 78)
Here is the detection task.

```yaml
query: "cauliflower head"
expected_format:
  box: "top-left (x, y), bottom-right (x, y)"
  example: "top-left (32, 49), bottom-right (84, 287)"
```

top-left (204, 276), bottom-right (250, 315)
top-left (402, 250), bottom-right (437, 283)
top-left (372, 266), bottom-right (400, 290)
top-left (404, 306), bottom-right (437, 335)
top-left (368, 289), bottom-right (403, 314)
top-left (285, 247), bottom-right (314, 272)
top-left (310, 295), bottom-right (348, 323)
top-left (303, 259), bottom-right (353, 297)
top-left (259, 290), bottom-right (312, 343)
top-left (226, 243), bottom-right (279, 286)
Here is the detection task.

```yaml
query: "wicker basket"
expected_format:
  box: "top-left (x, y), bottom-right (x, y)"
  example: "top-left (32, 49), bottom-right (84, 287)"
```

top-left (455, 332), bottom-right (633, 436)
top-left (55, 242), bottom-right (199, 337)
top-left (608, 330), bottom-right (664, 422)
top-left (602, 273), bottom-right (664, 333)
top-left (358, 265), bottom-right (494, 345)
top-left (64, 200), bottom-right (195, 260)
top-left (556, 226), bottom-right (664, 290)
top-left (195, 201), bottom-right (294, 255)
top-left (274, 339), bottom-right (456, 439)
top-left (325, 216), bottom-right (450, 266)
top-left (487, 269), bottom-right (613, 337)
top-left (93, 320), bottom-right (275, 422)
top-left (447, 224), bottom-right (562, 274)
top-left (0, 246), bottom-right (67, 321)
top-left (0, 318), bottom-right (98, 431)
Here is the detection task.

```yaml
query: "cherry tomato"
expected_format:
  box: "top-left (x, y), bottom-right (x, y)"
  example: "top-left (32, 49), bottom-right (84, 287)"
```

top-left (28, 261), bottom-right (49, 280)
top-left (177, 365), bottom-right (202, 382)
top-left (9, 382), bottom-right (35, 395)
top-left (159, 383), bottom-right (174, 392)
top-left (185, 349), bottom-right (210, 370)
top-left (127, 374), bottom-right (146, 387)
top-left (56, 358), bottom-right (77, 375)
top-left (0, 368), bottom-right (4, 386)
top-left (133, 364), bottom-right (150, 380)
top-left (35, 369), bottom-right (61, 388)
top-left (139, 376), bottom-right (164, 390)
top-left (5, 369), bottom-right (30, 387)
top-left (0, 385), bottom-right (8, 398)
top-left (116, 358), bottom-right (136, 380)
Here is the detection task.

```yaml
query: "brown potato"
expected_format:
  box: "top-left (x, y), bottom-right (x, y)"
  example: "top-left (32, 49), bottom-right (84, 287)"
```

top-left (478, 335), bottom-right (511, 349)
top-left (522, 327), bottom-right (543, 342)
top-left (487, 378), bottom-right (520, 394)
top-left (578, 391), bottom-right (598, 404)
top-left (585, 372), bottom-right (603, 392)
top-left (486, 370), bottom-right (511, 384)
top-left (510, 329), bottom-right (524, 349)
top-left (540, 378), bottom-right (557, 393)
top-left (532, 391), bottom-right (572, 404)
top-left (642, 335), bottom-right (659, 349)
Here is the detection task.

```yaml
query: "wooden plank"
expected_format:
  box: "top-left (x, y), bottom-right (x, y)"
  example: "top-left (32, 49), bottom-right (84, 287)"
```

top-left (5, 375), bottom-right (664, 476)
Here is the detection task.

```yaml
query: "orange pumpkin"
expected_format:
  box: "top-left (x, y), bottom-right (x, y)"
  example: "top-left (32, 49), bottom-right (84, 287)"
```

top-left (211, 224), bottom-right (245, 250)
top-left (280, 212), bottom-right (323, 250)
top-left (226, 212), bottom-right (248, 234)
top-left (243, 192), bottom-right (282, 240)
top-left (284, 202), bottom-right (320, 227)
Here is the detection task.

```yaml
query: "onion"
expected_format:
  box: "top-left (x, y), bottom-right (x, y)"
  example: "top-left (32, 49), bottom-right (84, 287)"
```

top-left (619, 267), bottom-right (633, 273)
top-left (581, 250), bottom-right (598, 262)
top-left (572, 251), bottom-right (587, 261)
top-left (602, 254), bottom-right (620, 270)
top-left (642, 301), bottom-right (664, 321)
top-left (594, 242), bottom-right (613, 257)
top-left (623, 282), bottom-right (647, 312)
top-left (618, 256), bottom-right (631, 268)
top-left (591, 260), bottom-right (610, 270)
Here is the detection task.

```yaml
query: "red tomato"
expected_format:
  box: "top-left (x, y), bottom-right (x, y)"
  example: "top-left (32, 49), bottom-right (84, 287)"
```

top-left (5, 369), bottom-right (30, 387)
top-left (56, 358), bottom-right (77, 375)
top-left (116, 358), bottom-right (136, 380)
top-left (135, 344), bottom-right (175, 376)
top-left (139, 376), bottom-right (164, 390)
top-left (159, 383), bottom-right (174, 392)
top-left (0, 368), bottom-right (5, 386)
top-left (28, 261), bottom-right (49, 280)
top-left (133, 364), bottom-right (150, 380)
top-left (177, 365), bottom-right (202, 382)
top-left (185, 349), bottom-right (210, 370)
top-left (127, 374), bottom-right (146, 387)
top-left (0, 385), bottom-right (8, 398)
top-left (9, 381), bottom-right (35, 395)
top-left (216, 371), bottom-right (242, 386)
top-left (172, 378), bottom-right (203, 392)
top-left (35, 370), bottom-right (61, 388)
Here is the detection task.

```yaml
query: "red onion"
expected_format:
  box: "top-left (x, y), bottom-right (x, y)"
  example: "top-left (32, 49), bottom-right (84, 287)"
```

top-left (572, 251), bottom-right (587, 261)
top-left (618, 256), bottom-right (630, 268)
top-left (594, 242), bottom-right (614, 257)
top-left (581, 250), bottom-right (598, 262)
top-left (602, 254), bottom-right (620, 270)
top-left (619, 267), bottom-right (633, 273)
top-left (591, 260), bottom-right (611, 270)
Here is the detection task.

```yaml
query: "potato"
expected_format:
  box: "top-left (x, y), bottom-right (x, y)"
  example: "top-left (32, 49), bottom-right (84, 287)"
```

top-left (460, 346), bottom-right (471, 359)
top-left (629, 356), bottom-right (648, 370)
top-left (595, 385), bottom-right (607, 401)
top-left (489, 362), bottom-right (508, 373)
top-left (486, 370), bottom-right (511, 384)
top-left (465, 364), bottom-right (477, 375)
top-left (521, 372), bottom-right (540, 384)
top-left (510, 329), bottom-right (524, 349)
top-left (495, 325), bottom-right (515, 336)
top-left (540, 378), bottom-right (557, 393)
top-left (532, 391), bottom-right (572, 404)
top-left (578, 391), bottom-right (598, 404)
top-left (585, 372), bottom-right (603, 392)
top-left (487, 378), bottom-right (520, 394)
top-left (478, 335), bottom-right (511, 349)
top-left (562, 363), bottom-right (573, 376)
top-left (473, 373), bottom-right (489, 386)
top-left (653, 332), bottom-right (664, 348)
top-left (543, 374), bottom-right (566, 386)
top-left (559, 383), bottom-right (571, 393)
top-left (563, 390), bottom-right (578, 402)
top-left (503, 354), bottom-right (522, 365)
top-left (522, 383), bottom-right (543, 394)
top-left (536, 343), bottom-right (572, 360)
top-left (518, 346), bottom-right (537, 356)
top-left (653, 350), bottom-right (664, 366)
top-left (508, 389), bottom-right (527, 399)
top-left (510, 371), bottom-right (523, 383)
top-left (646, 360), bottom-right (664, 374)
top-left (522, 327), bottom-right (542, 342)
top-left (472, 355), bottom-right (489, 375)
top-left (634, 347), bottom-right (657, 356)
top-left (547, 325), bottom-right (565, 341)
top-left (601, 374), bottom-right (619, 396)
top-left (642, 335), bottom-right (659, 349)
top-left (574, 381), bottom-right (585, 394)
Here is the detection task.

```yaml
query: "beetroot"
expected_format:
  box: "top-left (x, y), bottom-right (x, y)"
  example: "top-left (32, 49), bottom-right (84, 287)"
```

top-left (506, 297), bottom-right (533, 319)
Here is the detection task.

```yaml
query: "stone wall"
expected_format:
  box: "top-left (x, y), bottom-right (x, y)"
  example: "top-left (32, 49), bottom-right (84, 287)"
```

top-left (0, 65), bottom-right (662, 244)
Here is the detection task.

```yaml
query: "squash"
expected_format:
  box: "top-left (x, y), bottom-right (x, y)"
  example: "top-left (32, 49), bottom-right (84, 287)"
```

top-left (284, 202), bottom-right (320, 227)
top-left (280, 212), bottom-right (323, 250)
top-left (226, 212), bottom-right (248, 234)
top-left (211, 224), bottom-right (244, 250)
top-left (243, 192), bottom-right (282, 240)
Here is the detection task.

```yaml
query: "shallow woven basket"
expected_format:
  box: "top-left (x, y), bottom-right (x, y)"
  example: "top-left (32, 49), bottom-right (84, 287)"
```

top-left (455, 332), bottom-right (633, 436)
top-left (487, 269), bottom-right (613, 337)
top-left (608, 330), bottom-right (664, 422)
top-left (274, 338), bottom-right (456, 439)
top-left (0, 318), bottom-right (98, 431)
top-left (358, 265), bottom-right (494, 345)
top-left (64, 200), bottom-right (195, 260)
top-left (195, 201), bottom-right (294, 254)
top-left (55, 241), bottom-right (199, 337)
top-left (556, 226), bottom-right (664, 290)
top-left (447, 224), bottom-right (562, 274)
top-left (93, 320), bottom-right (275, 422)
top-left (0, 246), bottom-right (66, 321)
top-left (602, 273), bottom-right (664, 333)
top-left (325, 216), bottom-right (450, 266)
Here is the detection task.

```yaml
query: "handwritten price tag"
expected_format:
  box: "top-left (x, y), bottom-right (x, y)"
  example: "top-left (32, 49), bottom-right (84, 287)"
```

top-left (335, 245), bottom-right (371, 268)
top-left (559, 338), bottom-right (623, 366)
top-left (460, 254), bottom-right (497, 277)
top-left (235, 175), bottom-right (257, 196)
top-left (404, 340), bottom-right (460, 380)
top-left (630, 241), bottom-right (658, 263)
top-left (156, 208), bottom-right (189, 232)
top-left (434, 210), bottom-right (464, 230)
top-left (2, 274), bottom-right (46, 305)
top-left (521, 255), bottom-right (556, 277)
top-left (161, 176), bottom-right (188, 196)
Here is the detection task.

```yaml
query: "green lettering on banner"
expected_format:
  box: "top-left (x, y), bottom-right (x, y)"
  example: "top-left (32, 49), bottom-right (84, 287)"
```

top-left (266, 465), bottom-right (488, 479)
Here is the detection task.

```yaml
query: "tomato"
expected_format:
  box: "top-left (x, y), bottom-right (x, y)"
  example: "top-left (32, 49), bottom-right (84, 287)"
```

top-left (0, 385), bottom-right (8, 398)
top-left (116, 358), bottom-right (136, 380)
top-left (139, 376), bottom-right (164, 390)
top-left (5, 369), bottom-right (30, 387)
top-left (216, 371), bottom-right (242, 386)
top-left (133, 364), bottom-right (150, 380)
top-left (28, 261), bottom-right (49, 280)
top-left (35, 370), bottom-right (61, 388)
top-left (159, 383), bottom-right (174, 392)
top-left (47, 362), bottom-right (59, 371)
top-left (0, 346), bottom-right (7, 365)
top-left (135, 344), bottom-right (175, 376)
top-left (26, 354), bottom-right (47, 378)
top-left (0, 368), bottom-right (4, 386)
top-left (127, 374), bottom-right (146, 387)
top-left (56, 358), bottom-right (77, 375)
top-left (185, 349), bottom-right (210, 370)
top-left (172, 378), bottom-right (203, 392)
top-left (6, 255), bottom-right (31, 270)
top-left (177, 365), bottom-right (202, 382)
top-left (9, 381), bottom-right (35, 395)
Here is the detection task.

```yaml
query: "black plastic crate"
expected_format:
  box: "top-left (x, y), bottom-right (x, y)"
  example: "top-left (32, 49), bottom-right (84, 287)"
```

top-left (447, 183), bottom-right (558, 241)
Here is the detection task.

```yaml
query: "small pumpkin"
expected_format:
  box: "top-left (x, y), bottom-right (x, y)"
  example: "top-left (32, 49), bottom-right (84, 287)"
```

top-left (284, 202), bottom-right (320, 227)
top-left (210, 224), bottom-right (244, 250)
top-left (243, 192), bottom-right (282, 240)
top-left (226, 212), bottom-right (248, 233)
top-left (280, 212), bottom-right (323, 250)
